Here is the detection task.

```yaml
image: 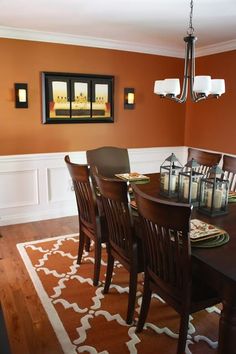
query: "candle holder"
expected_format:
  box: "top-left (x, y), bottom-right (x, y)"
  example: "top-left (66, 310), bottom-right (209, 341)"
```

top-left (160, 153), bottom-right (182, 198)
top-left (198, 165), bottom-right (229, 217)
top-left (178, 159), bottom-right (203, 206)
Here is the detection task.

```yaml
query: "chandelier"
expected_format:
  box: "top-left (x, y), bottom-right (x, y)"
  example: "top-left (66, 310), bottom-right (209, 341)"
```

top-left (154, 0), bottom-right (225, 103)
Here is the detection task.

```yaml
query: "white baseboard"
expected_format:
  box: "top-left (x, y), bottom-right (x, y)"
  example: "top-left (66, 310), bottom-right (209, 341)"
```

top-left (0, 147), bottom-right (188, 226)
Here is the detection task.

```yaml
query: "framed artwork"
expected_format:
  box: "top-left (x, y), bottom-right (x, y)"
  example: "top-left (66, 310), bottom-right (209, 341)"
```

top-left (42, 72), bottom-right (114, 124)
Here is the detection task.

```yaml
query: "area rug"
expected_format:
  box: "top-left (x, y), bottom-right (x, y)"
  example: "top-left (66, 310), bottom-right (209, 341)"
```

top-left (17, 234), bottom-right (220, 354)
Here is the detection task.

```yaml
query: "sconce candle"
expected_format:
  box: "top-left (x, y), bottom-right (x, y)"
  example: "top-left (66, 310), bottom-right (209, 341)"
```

top-left (18, 89), bottom-right (27, 102)
top-left (127, 92), bottom-right (135, 104)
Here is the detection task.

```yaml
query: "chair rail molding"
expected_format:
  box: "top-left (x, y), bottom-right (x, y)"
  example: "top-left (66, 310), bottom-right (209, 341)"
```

top-left (0, 147), bottom-right (188, 226)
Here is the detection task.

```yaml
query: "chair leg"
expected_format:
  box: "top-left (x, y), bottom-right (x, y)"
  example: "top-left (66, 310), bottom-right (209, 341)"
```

top-left (85, 237), bottom-right (91, 252)
top-left (177, 312), bottom-right (189, 354)
top-left (126, 266), bottom-right (138, 325)
top-left (93, 240), bottom-right (102, 286)
top-left (136, 274), bottom-right (152, 333)
top-left (104, 252), bottom-right (114, 294)
top-left (77, 231), bottom-right (85, 264)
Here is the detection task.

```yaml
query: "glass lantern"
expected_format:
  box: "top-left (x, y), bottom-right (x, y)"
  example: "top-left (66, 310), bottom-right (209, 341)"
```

top-left (178, 159), bottom-right (203, 206)
top-left (160, 153), bottom-right (182, 198)
top-left (198, 165), bottom-right (229, 217)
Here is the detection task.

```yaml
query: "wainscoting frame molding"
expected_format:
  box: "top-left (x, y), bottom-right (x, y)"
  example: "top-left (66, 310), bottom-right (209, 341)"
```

top-left (0, 147), bottom-right (188, 226)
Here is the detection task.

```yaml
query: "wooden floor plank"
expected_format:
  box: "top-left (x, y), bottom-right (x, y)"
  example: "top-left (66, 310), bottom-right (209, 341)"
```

top-left (0, 216), bottom-right (78, 354)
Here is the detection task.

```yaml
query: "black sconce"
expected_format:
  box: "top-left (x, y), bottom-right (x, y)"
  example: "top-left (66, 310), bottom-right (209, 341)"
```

top-left (15, 83), bottom-right (28, 108)
top-left (124, 88), bottom-right (135, 109)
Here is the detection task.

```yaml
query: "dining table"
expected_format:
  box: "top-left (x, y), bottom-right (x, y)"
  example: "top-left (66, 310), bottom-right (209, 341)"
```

top-left (133, 173), bottom-right (236, 354)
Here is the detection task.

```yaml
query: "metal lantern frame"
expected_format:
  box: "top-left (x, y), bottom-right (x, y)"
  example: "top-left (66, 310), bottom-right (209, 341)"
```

top-left (198, 165), bottom-right (229, 217)
top-left (178, 158), bottom-right (203, 206)
top-left (160, 153), bottom-right (182, 199)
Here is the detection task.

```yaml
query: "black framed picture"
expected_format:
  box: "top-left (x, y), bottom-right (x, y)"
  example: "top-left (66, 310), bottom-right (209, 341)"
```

top-left (42, 72), bottom-right (114, 124)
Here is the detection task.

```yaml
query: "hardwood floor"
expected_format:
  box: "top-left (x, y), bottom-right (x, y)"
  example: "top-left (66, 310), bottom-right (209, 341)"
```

top-left (0, 216), bottom-right (79, 354)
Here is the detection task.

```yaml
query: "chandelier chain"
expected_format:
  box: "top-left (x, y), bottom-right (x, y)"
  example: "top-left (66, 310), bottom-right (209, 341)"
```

top-left (187, 0), bottom-right (194, 35)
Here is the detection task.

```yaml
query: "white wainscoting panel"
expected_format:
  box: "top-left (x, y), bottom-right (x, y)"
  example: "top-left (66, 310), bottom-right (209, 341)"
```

top-left (0, 147), bottom-right (187, 226)
top-left (47, 167), bottom-right (74, 203)
top-left (0, 169), bottom-right (38, 208)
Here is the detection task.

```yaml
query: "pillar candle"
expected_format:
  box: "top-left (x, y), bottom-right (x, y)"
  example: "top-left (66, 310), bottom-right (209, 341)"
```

top-left (207, 189), bottom-right (223, 209)
top-left (164, 174), bottom-right (176, 192)
top-left (183, 179), bottom-right (198, 200)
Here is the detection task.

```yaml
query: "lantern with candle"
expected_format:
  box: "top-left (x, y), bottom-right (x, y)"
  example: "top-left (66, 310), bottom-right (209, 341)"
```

top-left (198, 165), bottom-right (229, 217)
top-left (160, 153), bottom-right (182, 198)
top-left (178, 158), bottom-right (203, 205)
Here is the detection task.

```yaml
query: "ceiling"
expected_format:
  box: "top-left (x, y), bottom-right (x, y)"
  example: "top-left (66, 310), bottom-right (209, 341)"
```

top-left (0, 0), bottom-right (236, 57)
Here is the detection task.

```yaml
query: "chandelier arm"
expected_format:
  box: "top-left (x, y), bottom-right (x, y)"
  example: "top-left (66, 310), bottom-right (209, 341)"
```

top-left (189, 36), bottom-right (196, 101)
top-left (178, 38), bottom-right (191, 103)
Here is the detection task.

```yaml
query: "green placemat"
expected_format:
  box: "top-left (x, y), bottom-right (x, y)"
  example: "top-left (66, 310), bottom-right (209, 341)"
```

top-left (228, 192), bottom-right (236, 203)
top-left (191, 232), bottom-right (229, 248)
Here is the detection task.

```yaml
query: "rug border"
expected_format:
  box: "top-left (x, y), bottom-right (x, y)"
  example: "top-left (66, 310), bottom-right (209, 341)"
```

top-left (17, 233), bottom-right (79, 354)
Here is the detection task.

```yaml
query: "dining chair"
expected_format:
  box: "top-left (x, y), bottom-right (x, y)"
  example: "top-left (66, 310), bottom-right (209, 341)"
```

top-left (132, 184), bottom-right (221, 354)
top-left (187, 147), bottom-right (222, 175)
top-left (222, 154), bottom-right (236, 191)
top-left (86, 146), bottom-right (131, 216)
top-left (64, 155), bottom-right (108, 286)
top-left (94, 172), bottom-right (143, 325)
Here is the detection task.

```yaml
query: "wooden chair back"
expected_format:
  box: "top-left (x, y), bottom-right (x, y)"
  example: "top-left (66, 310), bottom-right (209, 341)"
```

top-left (86, 146), bottom-right (130, 178)
top-left (222, 154), bottom-right (236, 191)
top-left (133, 185), bottom-right (192, 303)
top-left (65, 155), bottom-right (97, 231)
top-left (94, 173), bottom-right (133, 259)
top-left (187, 148), bottom-right (222, 175)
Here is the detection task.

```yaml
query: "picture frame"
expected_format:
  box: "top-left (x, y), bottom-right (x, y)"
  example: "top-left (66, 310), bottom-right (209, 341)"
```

top-left (42, 72), bottom-right (114, 124)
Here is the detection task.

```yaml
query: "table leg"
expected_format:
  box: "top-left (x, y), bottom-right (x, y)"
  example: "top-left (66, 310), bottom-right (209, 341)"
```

top-left (218, 290), bottom-right (236, 354)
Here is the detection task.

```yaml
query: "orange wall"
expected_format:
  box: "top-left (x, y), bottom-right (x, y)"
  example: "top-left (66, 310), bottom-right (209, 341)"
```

top-left (0, 38), bottom-right (185, 156)
top-left (185, 50), bottom-right (236, 154)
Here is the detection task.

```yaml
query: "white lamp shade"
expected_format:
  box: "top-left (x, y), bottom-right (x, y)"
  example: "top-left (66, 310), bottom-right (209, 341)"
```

top-left (193, 76), bottom-right (212, 95)
top-left (210, 79), bottom-right (225, 95)
top-left (164, 79), bottom-right (180, 96)
top-left (154, 80), bottom-right (166, 95)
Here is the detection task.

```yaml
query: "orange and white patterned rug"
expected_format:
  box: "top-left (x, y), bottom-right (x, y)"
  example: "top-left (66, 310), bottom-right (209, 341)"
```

top-left (17, 234), bottom-right (220, 354)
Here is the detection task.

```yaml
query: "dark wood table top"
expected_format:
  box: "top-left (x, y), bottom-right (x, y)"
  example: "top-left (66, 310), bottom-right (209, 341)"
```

top-left (135, 173), bottom-right (236, 286)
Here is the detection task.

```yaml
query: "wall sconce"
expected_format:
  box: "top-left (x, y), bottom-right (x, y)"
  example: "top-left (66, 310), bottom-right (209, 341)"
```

top-left (124, 88), bottom-right (135, 109)
top-left (15, 83), bottom-right (28, 108)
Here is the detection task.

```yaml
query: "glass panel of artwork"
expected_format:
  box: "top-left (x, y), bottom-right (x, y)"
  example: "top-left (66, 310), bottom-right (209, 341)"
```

top-left (49, 81), bottom-right (70, 119)
top-left (72, 82), bottom-right (90, 118)
top-left (92, 83), bottom-right (110, 118)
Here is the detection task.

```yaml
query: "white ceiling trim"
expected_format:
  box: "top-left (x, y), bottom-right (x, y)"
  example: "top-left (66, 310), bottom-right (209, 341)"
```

top-left (195, 40), bottom-right (236, 57)
top-left (0, 26), bottom-right (235, 59)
